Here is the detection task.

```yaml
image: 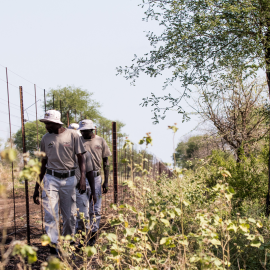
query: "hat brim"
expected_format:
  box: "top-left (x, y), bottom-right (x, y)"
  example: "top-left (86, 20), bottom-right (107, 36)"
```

top-left (39, 118), bottom-right (64, 125)
top-left (78, 126), bottom-right (96, 130)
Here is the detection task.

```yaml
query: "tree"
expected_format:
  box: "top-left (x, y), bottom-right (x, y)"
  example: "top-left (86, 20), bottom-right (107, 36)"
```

top-left (117, 0), bottom-right (270, 213)
top-left (175, 135), bottom-right (225, 168)
top-left (14, 121), bottom-right (47, 155)
top-left (118, 0), bottom-right (270, 122)
top-left (45, 86), bottom-right (101, 126)
top-left (196, 76), bottom-right (269, 161)
top-left (14, 86), bottom-right (127, 155)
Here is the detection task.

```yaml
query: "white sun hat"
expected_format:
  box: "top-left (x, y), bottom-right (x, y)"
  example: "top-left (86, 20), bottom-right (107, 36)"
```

top-left (68, 123), bottom-right (79, 130)
top-left (39, 110), bottom-right (63, 125)
top-left (78, 119), bottom-right (96, 130)
top-left (68, 123), bottom-right (81, 136)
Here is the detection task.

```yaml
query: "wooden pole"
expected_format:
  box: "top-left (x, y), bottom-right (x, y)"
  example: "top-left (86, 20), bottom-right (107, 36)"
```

top-left (112, 122), bottom-right (118, 203)
top-left (19, 86), bottom-right (31, 245)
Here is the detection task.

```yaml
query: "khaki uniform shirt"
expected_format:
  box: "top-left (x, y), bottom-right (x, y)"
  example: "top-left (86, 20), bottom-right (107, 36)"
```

top-left (75, 151), bottom-right (94, 183)
top-left (82, 135), bottom-right (111, 171)
top-left (40, 129), bottom-right (86, 171)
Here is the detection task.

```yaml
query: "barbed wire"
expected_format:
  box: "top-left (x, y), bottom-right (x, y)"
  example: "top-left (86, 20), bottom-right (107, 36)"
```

top-left (0, 120), bottom-right (21, 128)
top-left (0, 64), bottom-right (44, 91)
top-left (0, 110), bottom-right (22, 119)
top-left (0, 101), bottom-right (36, 116)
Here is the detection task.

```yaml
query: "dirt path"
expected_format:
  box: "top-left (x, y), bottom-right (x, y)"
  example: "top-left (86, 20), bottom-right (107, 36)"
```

top-left (1, 184), bottom-right (129, 269)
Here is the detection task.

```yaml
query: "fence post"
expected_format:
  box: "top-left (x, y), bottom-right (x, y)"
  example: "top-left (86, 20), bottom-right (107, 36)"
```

top-left (44, 89), bottom-right (46, 112)
top-left (159, 162), bottom-right (161, 176)
top-left (34, 85), bottom-right (39, 150)
top-left (6, 68), bottom-right (16, 238)
top-left (67, 111), bottom-right (70, 126)
top-left (53, 94), bottom-right (54, 109)
top-left (112, 122), bottom-right (118, 204)
top-left (19, 86), bottom-right (31, 245)
top-left (60, 100), bottom-right (62, 122)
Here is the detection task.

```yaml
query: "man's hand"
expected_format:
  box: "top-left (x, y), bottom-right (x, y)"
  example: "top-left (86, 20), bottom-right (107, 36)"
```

top-left (76, 178), bottom-right (86, 194)
top-left (102, 181), bottom-right (108, 194)
top-left (90, 193), bottom-right (97, 204)
top-left (33, 189), bottom-right (40, 205)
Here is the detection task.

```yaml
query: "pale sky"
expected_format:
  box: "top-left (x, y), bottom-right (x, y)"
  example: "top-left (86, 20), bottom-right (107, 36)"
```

top-left (0, 0), bottom-right (199, 163)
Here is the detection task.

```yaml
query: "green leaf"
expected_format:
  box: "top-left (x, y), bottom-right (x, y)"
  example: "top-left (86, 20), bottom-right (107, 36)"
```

top-left (174, 208), bottom-right (182, 216)
top-left (239, 223), bottom-right (250, 233)
top-left (210, 238), bottom-right (221, 247)
top-left (110, 218), bottom-right (122, 226)
top-left (250, 240), bottom-right (261, 248)
top-left (160, 237), bottom-right (168, 245)
top-left (145, 243), bottom-right (152, 251)
top-left (85, 246), bottom-right (97, 256)
top-left (149, 220), bottom-right (156, 230)
top-left (41, 234), bottom-right (51, 246)
top-left (106, 233), bottom-right (117, 242)
top-left (190, 256), bottom-right (200, 263)
top-left (110, 250), bottom-right (119, 256)
top-left (248, 218), bottom-right (256, 223)
top-left (125, 228), bottom-right (136, 236)
top-left (110, 203), bottom-right (117, 210)
top-left (256, 221), bottom-right (263, 228)
top-left (227, 186), bottom-right (235, 193)
top-left (138, 226), bottom-right (149, 234)
top-left (183, 200), bottom-right (190, 206)
top-left (47, 256), bottom-right (63, 269)
top-left (127, 243), bottom-right (136, 249)
top-left (168, 210), bottom-right (175, 219)
top-left (138, 139), bottom-right (144, 145)
top-left (160, 218), bottom-right (170, 227)
top-left (227, 223), bottom-right (237, 233)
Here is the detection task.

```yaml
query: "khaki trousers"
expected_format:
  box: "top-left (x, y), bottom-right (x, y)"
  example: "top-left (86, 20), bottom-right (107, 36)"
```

top-left (76, 175), bottom-right (102, 233)
top-left (42, 173), bottom-right (77, 244)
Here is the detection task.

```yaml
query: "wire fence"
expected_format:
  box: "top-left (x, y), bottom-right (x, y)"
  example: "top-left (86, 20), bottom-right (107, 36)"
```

top-left (0, 66), bottom-right (173, 244)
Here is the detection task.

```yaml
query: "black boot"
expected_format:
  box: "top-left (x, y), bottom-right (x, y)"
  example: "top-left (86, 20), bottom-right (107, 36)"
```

top-left (87, 231), bottom-right (97, 246)
top-left (50, 244), bottom-right (59, 256)
top-left (76, 234), bottom-right (87, 250)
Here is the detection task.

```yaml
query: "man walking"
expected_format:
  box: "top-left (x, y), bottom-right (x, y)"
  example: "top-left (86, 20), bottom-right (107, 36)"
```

top-left (78, 119), bottom-right (111, 246)
top-left (33, 110), bottom-right (86, 255)
top-left (67, 124), bottom-right (96, 234)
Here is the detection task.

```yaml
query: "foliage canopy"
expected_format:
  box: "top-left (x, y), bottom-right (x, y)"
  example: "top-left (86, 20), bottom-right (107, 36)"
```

top-left (117, 0), bottom-right (270, 122)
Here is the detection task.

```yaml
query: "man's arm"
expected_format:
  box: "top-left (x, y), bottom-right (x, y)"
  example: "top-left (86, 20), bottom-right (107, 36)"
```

top-left (86, 171), bottom-right (97, 204)
top-left (76, 153), bottom-right (86, 194)
top-left (33, 158), bottom-right (47, 205)
top-left (102, 157), bottom-right (109, 194)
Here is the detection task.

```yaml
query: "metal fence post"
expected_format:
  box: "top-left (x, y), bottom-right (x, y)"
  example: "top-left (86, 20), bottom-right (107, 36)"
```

top-left (19, 86), bottom-right (31, 245)
top-left (44, 89), bottom-right (46, 112)
top-left (159, 162), bottom-right (162, 176)
top-left (6, 68), bottom-right (16, 238)
top-left (34, 85), bottom-right (39, 150)
top-left (60, 100), bottom-right (62, 122)
top-left (67, 111), bottom-right (70, 127)
top-left (112, 122), bottom-right (118, 204)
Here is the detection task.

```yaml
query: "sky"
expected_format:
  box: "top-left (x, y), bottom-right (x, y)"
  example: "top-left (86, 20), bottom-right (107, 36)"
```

top-left (0, 0), bottom-right (199, 163)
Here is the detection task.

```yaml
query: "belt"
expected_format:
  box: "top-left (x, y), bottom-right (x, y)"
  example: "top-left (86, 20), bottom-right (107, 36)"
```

top-left (46, 169), bottom-right (75, 179)
top-left (93, 171), bottom-right (100, 177)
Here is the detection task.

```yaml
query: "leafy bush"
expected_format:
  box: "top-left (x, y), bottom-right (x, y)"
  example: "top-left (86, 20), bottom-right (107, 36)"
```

top-left (190, 150), bottom-right (268, 204)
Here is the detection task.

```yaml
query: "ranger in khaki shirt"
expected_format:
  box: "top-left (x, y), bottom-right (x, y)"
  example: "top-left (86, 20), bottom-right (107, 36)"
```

top-left (67, 124), bottom-right (96, 235)
top-left (33, 110), bottom-right (86, 256)
top-left (78, 119), bottom-right (111, 246)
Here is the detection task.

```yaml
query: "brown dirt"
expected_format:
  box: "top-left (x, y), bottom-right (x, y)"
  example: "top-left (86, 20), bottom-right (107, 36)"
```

top-left (1, 183), bottom-right (129, 269)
